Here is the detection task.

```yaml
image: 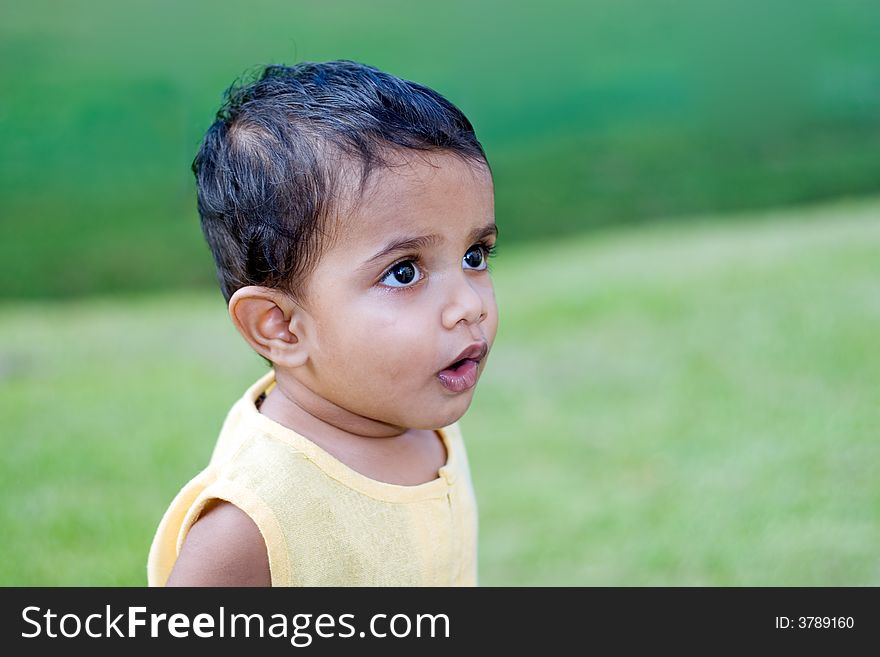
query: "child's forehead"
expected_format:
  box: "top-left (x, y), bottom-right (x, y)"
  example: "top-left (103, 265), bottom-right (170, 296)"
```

top-left (337, 151), bottom-right (493, 240)
top-left (323, 154), bottom-right (495, 266)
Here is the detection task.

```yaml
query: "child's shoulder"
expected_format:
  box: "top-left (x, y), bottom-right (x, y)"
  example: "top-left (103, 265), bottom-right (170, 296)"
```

top-left (164, 500), bottom-right (270, 586)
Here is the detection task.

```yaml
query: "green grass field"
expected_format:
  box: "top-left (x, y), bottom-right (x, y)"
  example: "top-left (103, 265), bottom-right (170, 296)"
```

top-left (2, 196), bottom-right (878, 585)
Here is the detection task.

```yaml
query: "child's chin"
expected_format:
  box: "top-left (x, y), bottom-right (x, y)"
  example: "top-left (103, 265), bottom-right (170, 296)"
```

top-left (412, 399), bottom-right (473, 431)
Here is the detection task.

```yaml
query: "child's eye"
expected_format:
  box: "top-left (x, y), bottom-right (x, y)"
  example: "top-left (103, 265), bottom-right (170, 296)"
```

top-left (463, 244), bottom-right (490, 271)
top-left (379, 260), bottom-right (423, 288)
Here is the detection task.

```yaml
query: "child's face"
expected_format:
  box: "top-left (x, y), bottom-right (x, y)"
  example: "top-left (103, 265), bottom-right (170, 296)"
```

top-left (299, 151), bottom-right (498, 431)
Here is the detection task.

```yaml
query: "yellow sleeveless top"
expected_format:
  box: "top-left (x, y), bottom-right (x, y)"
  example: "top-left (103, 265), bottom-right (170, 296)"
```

top-left (147, 369), bottom-right (479, 586)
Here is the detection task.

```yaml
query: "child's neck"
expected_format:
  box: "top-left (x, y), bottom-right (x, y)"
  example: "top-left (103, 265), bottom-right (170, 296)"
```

top-left (259, 370), bottom-right (448, 486)
top-left (260, 369), bottom-right (410, 441)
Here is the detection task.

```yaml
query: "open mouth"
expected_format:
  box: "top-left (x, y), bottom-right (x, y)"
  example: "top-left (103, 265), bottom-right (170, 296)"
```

top-left (448, 357), bottom-right (471, 371)
top-left (437, 342), bottom-right (488, 393)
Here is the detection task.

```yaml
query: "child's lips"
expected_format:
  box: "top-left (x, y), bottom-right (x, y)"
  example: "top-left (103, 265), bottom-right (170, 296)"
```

top-left (437, 358), bottom-right (481, 393)
top-left (437, 340), bottom-right (488, 393)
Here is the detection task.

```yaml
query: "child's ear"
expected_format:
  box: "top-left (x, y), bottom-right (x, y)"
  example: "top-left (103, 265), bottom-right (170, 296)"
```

top-left (227, 286), bottom-right (311, 368)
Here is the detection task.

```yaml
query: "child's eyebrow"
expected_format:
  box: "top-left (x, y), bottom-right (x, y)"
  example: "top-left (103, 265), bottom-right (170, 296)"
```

top-left (358, 222), bottom-right (497, 271)
top-left (469, 222), bottom-right (498, 244)
top-left (359, 234), bottom-right (441, 270)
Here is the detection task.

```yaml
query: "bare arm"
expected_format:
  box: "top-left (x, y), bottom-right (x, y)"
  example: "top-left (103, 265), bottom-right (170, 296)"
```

top-left (165, 500), bottom-right (271, 587)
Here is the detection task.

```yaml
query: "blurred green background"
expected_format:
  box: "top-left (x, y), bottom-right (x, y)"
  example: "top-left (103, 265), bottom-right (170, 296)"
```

top-left (1, 0), bottom-right (878, 585)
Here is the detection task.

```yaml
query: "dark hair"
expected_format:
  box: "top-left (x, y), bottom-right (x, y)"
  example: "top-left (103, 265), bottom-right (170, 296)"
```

top-left (192, 59), bottom-right (491, 305)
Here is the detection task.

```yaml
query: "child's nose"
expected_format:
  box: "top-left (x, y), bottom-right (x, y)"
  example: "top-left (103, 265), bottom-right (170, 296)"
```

top-left (441, 273), bottom-right (487, 329)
